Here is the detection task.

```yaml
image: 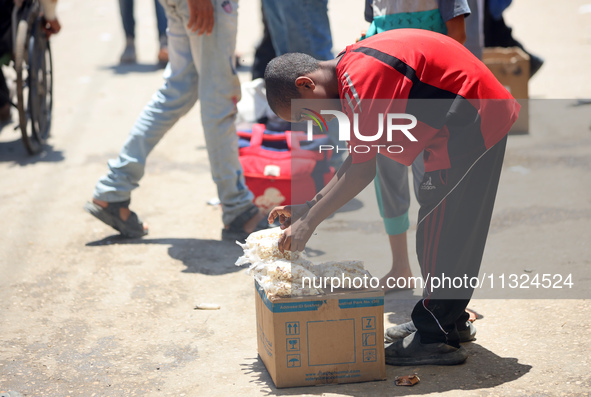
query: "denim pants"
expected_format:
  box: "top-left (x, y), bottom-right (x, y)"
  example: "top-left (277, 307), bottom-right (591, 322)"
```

top-left (261, 0), bottom-right (333, 60)
top-left (94, 0), bottom-right (253, 225)
top-left (119, 0), bottom-right (167, 40)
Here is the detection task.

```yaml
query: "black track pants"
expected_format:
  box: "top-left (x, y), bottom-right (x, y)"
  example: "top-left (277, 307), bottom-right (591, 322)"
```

top-left (411, 136), bottom-right (508, 347)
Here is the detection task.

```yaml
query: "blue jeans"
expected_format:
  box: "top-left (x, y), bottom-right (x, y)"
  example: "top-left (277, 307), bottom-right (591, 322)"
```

top-left (261, 0), bottom-right (333, 59)
top-left (119, 0), bottom-right (168, 40)
top-left (95, 0), bottom-right (253, 225)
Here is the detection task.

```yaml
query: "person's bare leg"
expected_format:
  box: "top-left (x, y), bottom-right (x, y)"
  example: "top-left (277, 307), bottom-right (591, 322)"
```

top-left (92, 198), bottom-right (148, 232)
top-left (379, 232), bottom-right (415, 291)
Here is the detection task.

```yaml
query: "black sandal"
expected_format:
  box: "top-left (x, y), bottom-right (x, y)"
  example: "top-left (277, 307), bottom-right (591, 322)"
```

top-left (84, 199), bottom-right (148, 238)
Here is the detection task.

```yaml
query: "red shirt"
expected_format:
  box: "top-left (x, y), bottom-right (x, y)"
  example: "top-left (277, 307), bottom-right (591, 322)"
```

top-left (336, 29), bottom-right (520, 172)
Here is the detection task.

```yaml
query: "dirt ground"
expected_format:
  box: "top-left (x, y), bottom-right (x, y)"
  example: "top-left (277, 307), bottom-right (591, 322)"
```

top-left (1, 0), bottom-right (590, 396)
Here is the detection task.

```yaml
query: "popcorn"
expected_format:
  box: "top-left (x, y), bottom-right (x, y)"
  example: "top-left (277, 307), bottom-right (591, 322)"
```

top-left (266, 259), bottom-right (315, 283)
top-left (259, 277), bottom-right (292, 297)
top-left (236, 227), bottom-right (371, 298)
top-left (235, 227), bottom-right (300, 268)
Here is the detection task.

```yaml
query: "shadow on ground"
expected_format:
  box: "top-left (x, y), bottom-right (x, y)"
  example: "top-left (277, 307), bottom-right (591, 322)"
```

top-left (241, 344), bottom-right (531, 396)
top-left (335, 197), bottom-right (363, 214)
top-left (101, 62), bottom-right (165, 75)
top-left (86, 235), bottom-right (244, 275)
top-left (384, 295), bottom-right (420, 325)
top-left (0, 137), bottom-right (64, 165)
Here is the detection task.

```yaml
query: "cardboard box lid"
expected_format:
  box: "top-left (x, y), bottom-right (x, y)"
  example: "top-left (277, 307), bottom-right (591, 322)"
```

top-left (483, 47), bottom-right (531, 79)
top-left (255, 281), bottom-right (384, 313)
top-left (482, 47), bottom-right (530, 64)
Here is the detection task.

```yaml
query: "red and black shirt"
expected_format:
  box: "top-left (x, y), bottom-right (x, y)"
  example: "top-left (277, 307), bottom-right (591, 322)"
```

top-left (336, 28), bottom-right (520, 172)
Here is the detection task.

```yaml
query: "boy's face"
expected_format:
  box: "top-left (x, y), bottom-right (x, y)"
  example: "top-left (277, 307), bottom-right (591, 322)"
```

top-left (275, 76), bottom-right (342, 123)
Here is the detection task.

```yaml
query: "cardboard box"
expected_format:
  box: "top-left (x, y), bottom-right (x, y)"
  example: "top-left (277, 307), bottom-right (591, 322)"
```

top-left (254, 281), bottom-right (386, 388)
top-left (482, 47), bottom-right (530, 134)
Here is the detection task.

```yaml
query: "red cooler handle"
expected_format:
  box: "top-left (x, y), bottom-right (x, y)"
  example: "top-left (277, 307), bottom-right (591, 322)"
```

top-left (249, 123), bottom-right (266, 148)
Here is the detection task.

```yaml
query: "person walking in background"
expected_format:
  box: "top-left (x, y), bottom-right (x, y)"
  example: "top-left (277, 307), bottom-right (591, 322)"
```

top-left (251, 3), bottom-right (274, 81)
top-left (118, 0), bottom-right (169, 65)
top-left (483, 0), bottom-right (543, 77)
top-left (86, 0), bottom-right (266, 241)
top-left (253, 1), bottom-right (340, 153)
top-left (261, 0), bottom-right (333, 61)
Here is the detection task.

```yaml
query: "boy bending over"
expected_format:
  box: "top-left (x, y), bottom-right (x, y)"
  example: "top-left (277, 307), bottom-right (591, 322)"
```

top-left (265, 29), bottom-right (519, 366)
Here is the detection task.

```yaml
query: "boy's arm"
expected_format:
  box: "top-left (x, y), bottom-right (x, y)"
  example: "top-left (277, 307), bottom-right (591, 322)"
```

top-left (277, 155), bottom-right (377, 252)
top-left (438, 0), bottom-right (470, 44)
top-left (268, 154), bottom-right (354, 230)
top-left (445, 15), bottom-right (467, 44)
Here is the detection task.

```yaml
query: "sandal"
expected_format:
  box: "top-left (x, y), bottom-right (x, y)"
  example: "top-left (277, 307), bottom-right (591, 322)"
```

top-left (84, 199), bottom-right (148, 238)
top-left (221, 204), bottom-right (267, 242)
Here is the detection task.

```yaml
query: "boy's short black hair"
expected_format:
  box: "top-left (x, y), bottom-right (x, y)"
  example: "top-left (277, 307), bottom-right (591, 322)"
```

top-left (264, 53), bottom-right (321, 115)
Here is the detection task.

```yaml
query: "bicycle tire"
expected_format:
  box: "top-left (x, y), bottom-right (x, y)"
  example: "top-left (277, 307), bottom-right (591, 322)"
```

top-left (28, 20), bottom-right (52, 144)
top-left (15, 18), bottom-right (42, 154)
top-left (39, 34), bottom-right (53, 142)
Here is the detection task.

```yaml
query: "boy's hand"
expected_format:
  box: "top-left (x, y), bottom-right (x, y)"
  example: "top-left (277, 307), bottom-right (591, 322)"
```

top-left (268, 204), bottom-right (309, 230)
top-left (187, 0), bottom-right (214, 35)
top-left (277, 218), bottom-right (316, 253)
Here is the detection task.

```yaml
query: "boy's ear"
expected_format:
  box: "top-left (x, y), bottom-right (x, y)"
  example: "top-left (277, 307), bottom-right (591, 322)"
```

top-left (295, 76), bottom-right (316, 91)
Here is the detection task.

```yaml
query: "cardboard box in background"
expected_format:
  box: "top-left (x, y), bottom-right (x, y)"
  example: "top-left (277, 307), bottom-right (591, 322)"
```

top-left (483, 47), bottom-right (530, 134)
top-left (254, 281), bottom-right (386, 388)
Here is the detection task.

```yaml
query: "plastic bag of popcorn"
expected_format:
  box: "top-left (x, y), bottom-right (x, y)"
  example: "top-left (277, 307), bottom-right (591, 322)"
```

top-left (235, 227), bottom-right (300, 267)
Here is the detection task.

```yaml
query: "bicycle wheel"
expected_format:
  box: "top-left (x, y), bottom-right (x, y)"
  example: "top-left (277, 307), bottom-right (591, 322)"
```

top-left (14, 18), bottom-right (39, 154)
top-left (28, 18), bottom-right (52, 145)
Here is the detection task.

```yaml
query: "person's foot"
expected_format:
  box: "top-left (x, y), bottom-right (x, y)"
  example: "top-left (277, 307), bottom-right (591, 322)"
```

top-left (385, 321), bottom-right (418, 343)
top-left (222, 205), bottom-right (267, 242)
top-left (120, 37), bottom-right (136, 64)
top-left (92, 199), bottom-right (144, 226)
top-left (385, 321), bottom-right (476, 343)
top-left (235, 208), bottom-right (266, 234)
top-left (529, 53), bottom-right (544, 77)
top-left (385, 331), bottom-right (468, 366)
top-left (88, 198), bottom-right (148, 236)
